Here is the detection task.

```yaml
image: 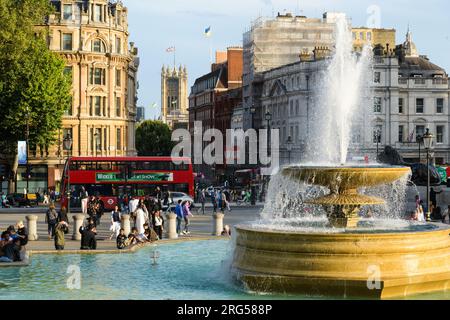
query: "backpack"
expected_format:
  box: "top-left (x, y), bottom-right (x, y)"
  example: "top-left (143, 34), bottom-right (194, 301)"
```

top-left (47, 209), bottom-right (58, 223)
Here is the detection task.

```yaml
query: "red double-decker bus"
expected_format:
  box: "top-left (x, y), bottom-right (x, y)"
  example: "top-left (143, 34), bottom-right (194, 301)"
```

top-left (60, 156), bottom-right (194, 211)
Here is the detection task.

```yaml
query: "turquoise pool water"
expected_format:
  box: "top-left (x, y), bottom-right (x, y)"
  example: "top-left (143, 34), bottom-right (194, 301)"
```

top-left (0, 240), bottom-right (449, 300)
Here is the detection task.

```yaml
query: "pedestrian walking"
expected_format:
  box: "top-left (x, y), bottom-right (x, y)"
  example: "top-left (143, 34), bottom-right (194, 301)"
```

top-left (182, 200), bottom-right (193, 235)
top-left (80, 186), bottom-right (89, 215)
top-left (58, 206), bottom-right (69, 223)
top-left (45, 204), bottom-right (59, 240)
top-left (109, 206), bottom-right (122, 240)
top-left (175, 200), bottom-right (183, 235)
top-left (199, 189), bottom-right (206, 215)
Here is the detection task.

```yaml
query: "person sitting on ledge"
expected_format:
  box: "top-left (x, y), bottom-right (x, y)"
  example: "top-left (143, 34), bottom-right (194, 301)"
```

top-left (0, 231), bottom-right (10, 259)
top-left (127, 227), bottom-right (147, 246)
top-left (116, 228), bottom-right (128, 250)
top-left (79, 225), bottom-right (97, 250)
top-left (221, 225), bottom-right (231, 237)
top-left (0, 238), bottom-right (22, 262)
top-left (16, 221), bottom-right (28, 247)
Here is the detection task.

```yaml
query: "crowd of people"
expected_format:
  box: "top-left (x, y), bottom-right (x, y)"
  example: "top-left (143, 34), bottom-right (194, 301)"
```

top-left (0, 221), bottom-right (28, 263)
top-left (408, 193), bottom-right (450, 223)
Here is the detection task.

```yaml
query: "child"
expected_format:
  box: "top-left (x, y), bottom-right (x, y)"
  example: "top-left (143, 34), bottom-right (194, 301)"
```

top-left (116, 228), bottom-right (127, 250)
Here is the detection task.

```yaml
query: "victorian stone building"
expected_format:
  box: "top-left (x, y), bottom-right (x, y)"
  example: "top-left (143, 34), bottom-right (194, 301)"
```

top-left (259, 30), bottom-right (450, 165)
top-left (25, 0), bottom-right (140, 193)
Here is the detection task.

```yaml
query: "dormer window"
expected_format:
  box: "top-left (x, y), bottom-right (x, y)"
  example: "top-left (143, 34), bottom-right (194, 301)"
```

top-left (93, 4), bottom-right (102, 22)
top-left (63, 4), bottom-right (73, 20)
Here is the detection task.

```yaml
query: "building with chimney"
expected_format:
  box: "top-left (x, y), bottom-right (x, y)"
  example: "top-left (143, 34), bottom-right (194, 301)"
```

top-left (189, 47), bottom-right (243, 183)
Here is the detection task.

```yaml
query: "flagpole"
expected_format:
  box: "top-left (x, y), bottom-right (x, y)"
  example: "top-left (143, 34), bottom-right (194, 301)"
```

top-left (209, 38), bottom-right (212, 65)
top-left (174, 48), bottom-right (176, 69)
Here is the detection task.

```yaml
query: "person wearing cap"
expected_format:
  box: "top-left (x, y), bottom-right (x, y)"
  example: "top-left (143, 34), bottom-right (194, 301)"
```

top-left (16, 221), bottom-right (28, 247)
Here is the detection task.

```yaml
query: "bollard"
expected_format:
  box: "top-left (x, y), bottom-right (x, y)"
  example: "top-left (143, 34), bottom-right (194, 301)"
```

top-left (72, 214), bottom-right (85, 241)
top-left (166, 213), bottom-right (178, 239)
top-left (121, 214), bottom-right (131, 236)
top-left (212, 213), bottom-right (225, 236)
top-left (26, 215), bottom-right (38, 241)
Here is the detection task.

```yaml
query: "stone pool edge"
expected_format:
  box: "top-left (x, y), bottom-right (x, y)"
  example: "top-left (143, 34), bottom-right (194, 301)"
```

top-left (0, 236), bottom-right (230, 268)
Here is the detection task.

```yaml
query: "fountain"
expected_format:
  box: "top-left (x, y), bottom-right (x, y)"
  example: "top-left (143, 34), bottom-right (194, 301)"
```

top-left (232, 16), bottom-right (450, 299)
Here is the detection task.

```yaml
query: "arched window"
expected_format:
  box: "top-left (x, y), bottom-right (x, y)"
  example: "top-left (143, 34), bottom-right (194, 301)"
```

top-left (92, 39), bottom-right (106, 53)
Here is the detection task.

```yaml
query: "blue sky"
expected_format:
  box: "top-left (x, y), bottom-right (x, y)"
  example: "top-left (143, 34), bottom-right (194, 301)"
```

top-left (124, 0), bottom-right (450, 120)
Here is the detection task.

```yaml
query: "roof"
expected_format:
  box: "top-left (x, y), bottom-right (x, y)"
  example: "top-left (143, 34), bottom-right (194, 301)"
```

top-left (399, 56), bottom-right (446, 77)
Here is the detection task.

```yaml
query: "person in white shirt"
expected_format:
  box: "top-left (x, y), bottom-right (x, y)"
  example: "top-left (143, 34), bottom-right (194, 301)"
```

top-left (416, 200), bottom-right (426, 222)
top-left (153, 210), bottom-right (164, 240)
top-left (80, 186), bottom-right (89, 215)
top-left (135, 203), bottom-right (147, 235)
top-left (128, 197), bottom-right (139, 216)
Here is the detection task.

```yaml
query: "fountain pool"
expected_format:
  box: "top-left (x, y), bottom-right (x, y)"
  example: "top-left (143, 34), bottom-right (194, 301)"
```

top-left (0, 239), bottom-right (449, 300)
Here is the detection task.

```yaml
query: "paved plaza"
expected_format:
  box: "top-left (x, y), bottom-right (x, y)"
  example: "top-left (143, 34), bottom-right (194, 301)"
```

top-left (0, 205), bottom-right (263, 252)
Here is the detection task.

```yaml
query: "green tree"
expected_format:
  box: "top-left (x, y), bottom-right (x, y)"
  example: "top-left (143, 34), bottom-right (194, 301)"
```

top-left (136, 121), bottom-right (175, 156)
top-left (0, 0), bottom-right (72, 191)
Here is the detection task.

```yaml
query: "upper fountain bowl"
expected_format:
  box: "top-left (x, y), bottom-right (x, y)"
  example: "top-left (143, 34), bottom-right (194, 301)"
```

top-left (282, 165), bottom-right (412, 192)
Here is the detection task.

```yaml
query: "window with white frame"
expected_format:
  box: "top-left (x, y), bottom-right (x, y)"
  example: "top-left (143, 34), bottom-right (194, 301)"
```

top-left (374, 97), bottom-right (382, 113)
top-left (437, 98), bottom-right (444, 114)
top-left (436, 125), bottom-right (444, 143)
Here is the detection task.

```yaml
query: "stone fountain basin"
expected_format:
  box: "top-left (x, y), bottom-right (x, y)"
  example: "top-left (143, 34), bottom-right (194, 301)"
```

top-left (282, 165), bottom-right (412, 191)
top-left (233, 223), bottom-right (450, 299)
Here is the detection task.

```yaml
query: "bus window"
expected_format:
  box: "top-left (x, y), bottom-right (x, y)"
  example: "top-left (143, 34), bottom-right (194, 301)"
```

top-left (97, 162), bottom-right (112, 171)
top-left (85, 184), bottom-right (113, 197)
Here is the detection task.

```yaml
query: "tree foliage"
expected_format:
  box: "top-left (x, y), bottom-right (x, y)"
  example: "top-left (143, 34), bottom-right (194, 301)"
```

top-left (0, 0), bottom-right (72, 158)
top-left (136, 121), bottom-right (175, 156)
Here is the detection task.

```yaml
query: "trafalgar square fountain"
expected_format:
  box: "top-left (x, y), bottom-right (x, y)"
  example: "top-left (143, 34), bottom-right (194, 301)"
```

top-left (231, 16), bottom-right (450, 299)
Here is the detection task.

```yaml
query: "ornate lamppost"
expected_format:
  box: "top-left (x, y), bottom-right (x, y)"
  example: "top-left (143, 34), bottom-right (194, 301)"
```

top-left (286, 136), bottom-right (293, 164)
top-left (265, 111), bottom-right (272, 157)
top-left (63, 133), bottom-right (73, 215)
top-left (422, 128), bottom-right (433, 222)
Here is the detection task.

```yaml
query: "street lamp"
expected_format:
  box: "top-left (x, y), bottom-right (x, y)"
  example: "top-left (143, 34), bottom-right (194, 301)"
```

top-left (375, 129), bottom-right (381, 161)
top-left (94, 131), bottom-right (100, 157)
top-left (423, 128), bottom-right (433, 221)
top-left (63, 132), bottom-right (73, 216)
top-left (250, 106), bottom-right (256, 129)
top-left (265, 111), bottom-right (272, 157)
top-left (416, 134), bottom-right (423, 162)
top-left (25, 106), bottom-right (30, 195)
top-left (286, 136), bottom-right (293, 164)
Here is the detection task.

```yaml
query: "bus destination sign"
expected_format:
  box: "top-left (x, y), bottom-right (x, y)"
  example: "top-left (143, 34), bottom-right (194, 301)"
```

top-left (96, 172), bottom-right (174, 182)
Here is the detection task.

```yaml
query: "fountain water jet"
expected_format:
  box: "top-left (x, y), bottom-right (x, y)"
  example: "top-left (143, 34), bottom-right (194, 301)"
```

top-left (231, 15), bottom-right (450, 299)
